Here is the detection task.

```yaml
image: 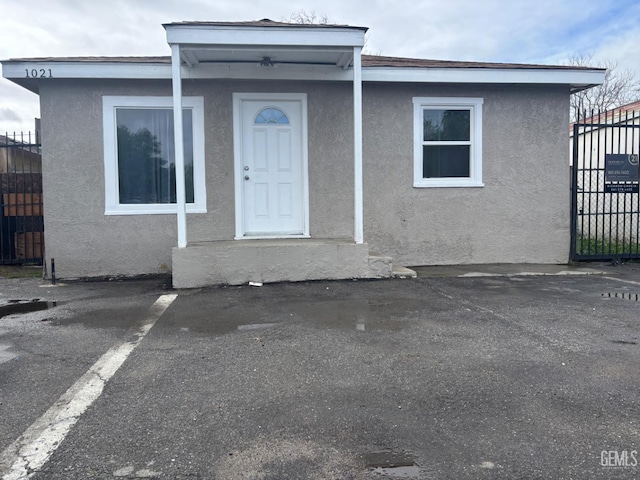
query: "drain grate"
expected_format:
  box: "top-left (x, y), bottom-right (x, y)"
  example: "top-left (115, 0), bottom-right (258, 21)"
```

top-left (602, 292), bottom-right (640, 301)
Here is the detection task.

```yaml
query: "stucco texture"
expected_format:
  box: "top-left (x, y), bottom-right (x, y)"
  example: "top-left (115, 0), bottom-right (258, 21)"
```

top-left (39, 79), bottom-right (354, 278)
top-left (39, 78), bottom-right (570, 278)
top-left (362, 84), bottom-right (571, 266)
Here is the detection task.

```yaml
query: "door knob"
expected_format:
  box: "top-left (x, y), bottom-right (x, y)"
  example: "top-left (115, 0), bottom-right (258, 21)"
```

top-left (244, 175), bottom-right (250, 180)
top-left (244, 166), bottom-right (249, 171)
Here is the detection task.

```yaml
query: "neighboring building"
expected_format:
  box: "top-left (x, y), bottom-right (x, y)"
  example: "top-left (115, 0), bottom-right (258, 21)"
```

top-left (0, 133), bottom-right (41, 174)
top-left (570, 100), bottom-right (640, 167)
top-left (1, 20), bottom-right (605, 286)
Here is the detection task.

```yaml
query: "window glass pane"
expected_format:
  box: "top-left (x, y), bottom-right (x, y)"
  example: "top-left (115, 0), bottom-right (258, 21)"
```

top-left (116, 108), bottom-right (194, 204)
top-left (255, 107), bottom-right (289, 125)
top-left (423, 109), bottom-right (470, 141)
top-left (423, 145), bottom-right (470, 178)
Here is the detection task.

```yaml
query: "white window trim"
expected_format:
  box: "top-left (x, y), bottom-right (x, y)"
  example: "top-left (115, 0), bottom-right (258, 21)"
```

top-left (103, 95), bottom-right (206, 215)
top-left (412, 97), bottom-right (484, 188)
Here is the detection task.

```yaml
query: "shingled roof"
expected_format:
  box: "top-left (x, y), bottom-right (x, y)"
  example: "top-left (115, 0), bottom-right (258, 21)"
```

top-left (361, 55), bottom-right (601, 70)
top-left (163, 19), bottom-right (368, 31)
top-left (3, 54), bottom-right (603, 72)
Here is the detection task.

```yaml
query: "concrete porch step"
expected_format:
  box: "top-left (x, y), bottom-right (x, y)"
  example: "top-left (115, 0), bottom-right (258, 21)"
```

top-left (172, 239), bottom-right (417, 288)
top-left (368, 251), bottom-right (393, 278)
top-left (368, 252), bottom-right (417, 279)
top-left (173, 239), bottom-right (394, 288)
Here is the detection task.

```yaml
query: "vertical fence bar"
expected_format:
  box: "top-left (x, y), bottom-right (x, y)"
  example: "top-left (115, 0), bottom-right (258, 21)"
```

top-left (594, 110), bottom-right (602, 257)
top-left (0, 133), bottom-right (5, 263)
top-left (604, 112), bottom-right (612, 258)
top-left (600, 111), bottom-right (606, 258)
top-left (631, 111), bottom-right (640, 257)
top-left (621, 110), bottom-right (629, 258)
top-left (570, 122), bottom-right (580, 261)
top-left (586, 110), bottom-right (594, 256)
top-left (586, 110), bottom-right (594, 255)
top-left (9, 132), bottom-right (15, 262)
top-left (20, 131), bottom-right (26, 262)
top-left (26, 131), bottom-right (32, 262)
top-left (579, 111), bottom-right (588, 256)
top-left (614, 110), bottom-right (622, 258)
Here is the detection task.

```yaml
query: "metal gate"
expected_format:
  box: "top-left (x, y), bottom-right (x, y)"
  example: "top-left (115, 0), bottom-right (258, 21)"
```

top-left (570, 107), bottom-right (640, 261)
top-left (0, 131), bottom-right (44, 265)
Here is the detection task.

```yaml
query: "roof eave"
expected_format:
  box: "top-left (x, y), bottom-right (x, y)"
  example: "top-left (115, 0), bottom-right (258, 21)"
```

top-left (362, 66), bottom-right (606, 90)
top-left (1, 60), bottom-right (606, 94)
top-left (1, 60), bottom-right (174, 93)
top-left (164, 23), bottom-right (366, 48)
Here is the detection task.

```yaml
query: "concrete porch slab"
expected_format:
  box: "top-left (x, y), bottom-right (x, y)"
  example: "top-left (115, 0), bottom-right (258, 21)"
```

top-left (411, 263), bottom-right (606, 278)
top-left (391, 265), bottom-right (418, 278)
top-left (172, 239), bottom-right (391, 288)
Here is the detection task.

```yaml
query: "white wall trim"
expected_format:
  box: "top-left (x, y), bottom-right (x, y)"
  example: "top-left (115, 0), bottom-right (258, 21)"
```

top-left (102, 95), bottom-right (206, 215)
top-left (165, 25), bottom-right (366, 48)
top-left (171, 44), bottom-right (187, 248)
top-left (232, 92), bottom-right (310, 239)
top-left (364, 67), bottom-right (605, 87)
top-left (353, 46), bottom-right (364, 244)
top-left (412, 97), bottom-right (484, 188)
top-left (2, 61), bottom-right (605, 91)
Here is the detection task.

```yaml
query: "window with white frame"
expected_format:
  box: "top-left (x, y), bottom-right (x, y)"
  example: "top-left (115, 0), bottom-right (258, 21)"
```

top-left (103, 96), bottom-right (206, 214)
top-left (413, 97), bottom-right (483, 188)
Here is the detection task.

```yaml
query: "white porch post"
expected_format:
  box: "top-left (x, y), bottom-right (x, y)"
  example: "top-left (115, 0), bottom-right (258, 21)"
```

top-left (171, 44), bottom-right (187, 248)
top-left (353, 46), bottom-right (364, 244)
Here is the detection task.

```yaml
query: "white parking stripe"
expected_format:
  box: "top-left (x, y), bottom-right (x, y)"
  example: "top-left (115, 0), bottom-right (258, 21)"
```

top-left (0, 293), bottom-right (177, 480)
top-left (603, 276), bottom-right (640, 287)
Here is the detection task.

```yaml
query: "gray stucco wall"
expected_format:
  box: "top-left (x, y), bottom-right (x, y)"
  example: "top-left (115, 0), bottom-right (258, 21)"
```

top-left (39, 79), bottom-right (354, 278)
top-left (39, 78), bottom-right (570, 278)
top-left (363, 83), bottom-right (570, 265)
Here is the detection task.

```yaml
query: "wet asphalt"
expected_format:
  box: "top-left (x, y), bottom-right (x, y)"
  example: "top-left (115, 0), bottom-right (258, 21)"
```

top-left (0, 266), bottom-right (639, 479)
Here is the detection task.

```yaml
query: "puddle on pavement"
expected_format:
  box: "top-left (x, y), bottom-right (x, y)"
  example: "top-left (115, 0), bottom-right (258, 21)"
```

top-left (365, 451), bottom-right (415, 468)
top-left (161, 304), bottom-right (279, 335)
top-left (164, 297), bottom-right (425, 335)
top-left (287, 298), bottom-right (424, 332)
top-left (0, 300), bottom-right (57, 319)
top-left (52, 305), bottom-right (156, 329)
top-left (365, 451), bottom-right (422, 478)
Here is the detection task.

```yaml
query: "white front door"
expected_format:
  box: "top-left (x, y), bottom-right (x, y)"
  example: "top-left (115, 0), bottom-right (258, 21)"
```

top-left (234, 94), bottom-right (308, 237)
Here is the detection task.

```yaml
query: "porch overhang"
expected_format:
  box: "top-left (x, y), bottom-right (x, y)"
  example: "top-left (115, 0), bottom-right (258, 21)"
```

top-left (165, 20), bottom-right (367, 248)
top-left (164, 20), bottom-right (367, 70)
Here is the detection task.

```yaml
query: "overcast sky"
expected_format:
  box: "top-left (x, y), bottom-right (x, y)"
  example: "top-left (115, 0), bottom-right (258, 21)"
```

top-left (1, 0), bottom-right (639, 134)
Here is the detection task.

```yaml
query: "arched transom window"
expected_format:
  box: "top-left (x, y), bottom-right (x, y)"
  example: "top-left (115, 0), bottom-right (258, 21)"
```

top-left (254, 107), bottom-right (290, 125)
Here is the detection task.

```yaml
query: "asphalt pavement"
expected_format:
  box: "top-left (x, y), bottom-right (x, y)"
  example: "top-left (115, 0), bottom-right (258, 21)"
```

top-left (1, 264), bottom-right (639, 479)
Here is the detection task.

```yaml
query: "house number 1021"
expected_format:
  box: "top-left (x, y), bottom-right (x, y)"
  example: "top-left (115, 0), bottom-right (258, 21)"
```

top-left (25, 68), bottom-right (53, 78)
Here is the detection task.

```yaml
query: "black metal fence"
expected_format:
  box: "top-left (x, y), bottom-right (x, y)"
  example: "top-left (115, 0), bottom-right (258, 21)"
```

top-left (570, 107), bottom-right (640, 261)
top-left (0, 131), bottom-right (44, 264)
